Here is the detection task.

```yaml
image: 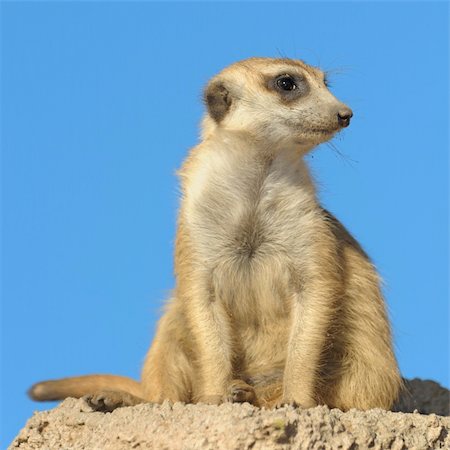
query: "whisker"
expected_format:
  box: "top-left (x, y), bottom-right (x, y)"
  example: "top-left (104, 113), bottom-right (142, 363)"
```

top-left (326, 140), bottom-right (358, 169)
top-left (275, 48), bottom-right (288, 59)
top-left (323, 66), bottom-right (354, 77)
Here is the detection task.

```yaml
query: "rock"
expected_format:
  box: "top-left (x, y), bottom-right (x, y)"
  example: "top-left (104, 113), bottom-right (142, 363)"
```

top-left (10, 379), bottom-right (450, 450)
top-left (393, 378), bottom-right (450, 416)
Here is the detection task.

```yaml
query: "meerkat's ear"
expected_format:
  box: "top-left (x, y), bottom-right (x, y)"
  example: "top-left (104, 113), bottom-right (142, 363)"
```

top-left (204, 81), bottom-right (232, 123)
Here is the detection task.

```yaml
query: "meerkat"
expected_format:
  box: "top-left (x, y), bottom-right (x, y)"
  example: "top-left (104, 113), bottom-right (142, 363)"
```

top-left (29, 57), bottom-right (402, 412)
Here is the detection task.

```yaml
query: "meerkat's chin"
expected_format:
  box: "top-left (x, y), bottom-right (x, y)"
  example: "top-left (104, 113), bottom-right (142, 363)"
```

top-left (295, 130), bottom-right (337, 147)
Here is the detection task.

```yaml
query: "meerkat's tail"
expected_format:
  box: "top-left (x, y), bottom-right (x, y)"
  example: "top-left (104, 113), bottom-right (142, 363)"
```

top-left (28, 374), bottom-right (143, 401)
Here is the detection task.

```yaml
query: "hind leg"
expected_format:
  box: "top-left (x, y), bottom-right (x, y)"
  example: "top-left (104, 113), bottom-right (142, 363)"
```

top-left (315, 212), bottom-right (402, 411)
top-left (324, 245), bottom-right (402, 410)
top-left (327, 348), bottom-right (402, 411)
top-left (141, 305), bottom-right (195, 404)
top-left (141, 343), bottom-right (193, 404)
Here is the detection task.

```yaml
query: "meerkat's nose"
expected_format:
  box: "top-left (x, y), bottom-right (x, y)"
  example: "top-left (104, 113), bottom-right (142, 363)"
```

top-left (337, 108), bottom-right (353, 128)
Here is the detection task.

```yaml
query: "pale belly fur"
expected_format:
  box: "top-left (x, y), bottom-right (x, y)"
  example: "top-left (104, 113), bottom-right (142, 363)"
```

top-left (184, 144), bottom-right (317, 379)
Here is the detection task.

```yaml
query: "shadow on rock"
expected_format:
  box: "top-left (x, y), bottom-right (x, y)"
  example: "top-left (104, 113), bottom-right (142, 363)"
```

top-left (393, 378), bottom-right (449, 416)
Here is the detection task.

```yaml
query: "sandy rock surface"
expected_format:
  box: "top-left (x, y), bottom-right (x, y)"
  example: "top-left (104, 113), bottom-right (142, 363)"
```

top-left (10, 379), bottom-right (450, 450)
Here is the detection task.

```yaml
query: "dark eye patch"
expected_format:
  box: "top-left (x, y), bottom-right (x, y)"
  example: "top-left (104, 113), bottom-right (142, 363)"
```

top-left (268, 73), bottom-right (309, 102)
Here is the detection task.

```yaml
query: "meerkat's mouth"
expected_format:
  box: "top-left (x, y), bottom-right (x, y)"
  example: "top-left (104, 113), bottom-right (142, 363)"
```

top-left (303, 127), bottom-right (338, 141)
top-left (308, 126), bottom-right (340, 134)
top-left (293, 127), bottom-right (339, 148)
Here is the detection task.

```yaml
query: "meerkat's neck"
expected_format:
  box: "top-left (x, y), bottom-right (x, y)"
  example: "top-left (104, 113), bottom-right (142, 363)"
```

top-left (182, 129), bottom-right (317, 196)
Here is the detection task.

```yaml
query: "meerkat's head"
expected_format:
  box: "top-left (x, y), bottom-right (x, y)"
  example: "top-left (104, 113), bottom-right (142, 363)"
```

top-left (202, 57), bottom-right (352, 152)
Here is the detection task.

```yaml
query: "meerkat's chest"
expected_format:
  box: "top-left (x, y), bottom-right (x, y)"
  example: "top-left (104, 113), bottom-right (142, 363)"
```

top-left (185, 150), bottom-right (316, 268)
top-left (183, 149), bottom-right (318, 322)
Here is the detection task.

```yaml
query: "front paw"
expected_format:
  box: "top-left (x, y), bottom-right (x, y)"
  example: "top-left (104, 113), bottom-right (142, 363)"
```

top-left (197, 394), bottom-right (225, 405)
top-left (274, 398), bottom-right (296, 409)
top-left (197, 379), bottom-right (259, 406)
top-left (275, 395), bottom-right (315, 409)
top-left (227, 379), bottom-right (258, 406)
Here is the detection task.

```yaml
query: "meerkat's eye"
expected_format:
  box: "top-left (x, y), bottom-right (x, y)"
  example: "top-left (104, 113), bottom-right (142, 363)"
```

top-left (269, 73), bottom-right (308, 101)
top-left (276, 75), bottom-right (297, 91)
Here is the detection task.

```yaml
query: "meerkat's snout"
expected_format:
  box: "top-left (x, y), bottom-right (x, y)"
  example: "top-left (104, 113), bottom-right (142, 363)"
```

top-left (337, 108), bottom-right (353, 128)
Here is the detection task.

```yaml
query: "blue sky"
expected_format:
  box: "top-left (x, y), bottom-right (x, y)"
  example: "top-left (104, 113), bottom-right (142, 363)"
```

top-left (1, 1), bottom-right (448, 446)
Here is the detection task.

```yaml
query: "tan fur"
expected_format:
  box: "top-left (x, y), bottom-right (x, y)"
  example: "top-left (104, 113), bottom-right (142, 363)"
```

top-left (30, 57), bottom-right (402, 411)
top-left (29, 375), bottom-right (143, 400)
